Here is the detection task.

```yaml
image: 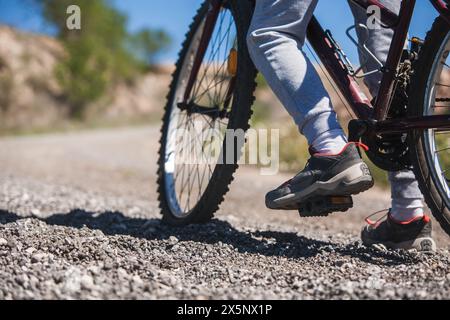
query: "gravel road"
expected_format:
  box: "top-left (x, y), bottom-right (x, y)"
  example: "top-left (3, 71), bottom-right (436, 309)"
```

top-left (0, 126), bottom-right (449, 300)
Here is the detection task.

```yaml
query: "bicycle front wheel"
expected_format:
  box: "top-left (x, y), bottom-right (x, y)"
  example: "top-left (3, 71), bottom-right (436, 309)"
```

top-left (157, 0), bottom-right (257, 226)
top-left (409, 17), bottom-right (450, 236)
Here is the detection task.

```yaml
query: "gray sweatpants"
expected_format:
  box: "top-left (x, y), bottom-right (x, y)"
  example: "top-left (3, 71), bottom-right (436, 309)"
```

top-left (247, 0), bottom-right (423, 210)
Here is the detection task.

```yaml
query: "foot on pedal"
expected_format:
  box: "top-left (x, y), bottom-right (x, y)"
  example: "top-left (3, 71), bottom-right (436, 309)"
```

top-left (298, 196), bottom-right (353, 218)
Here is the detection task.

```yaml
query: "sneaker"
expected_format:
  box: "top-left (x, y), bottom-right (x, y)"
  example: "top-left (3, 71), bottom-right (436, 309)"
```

top-left (361, 212), bottom-right (436, 252)
top-left (265, 142), bottom-right (374, 211)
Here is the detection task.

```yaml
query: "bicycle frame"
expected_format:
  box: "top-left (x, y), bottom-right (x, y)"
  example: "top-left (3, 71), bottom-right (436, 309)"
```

top-left (183, 0), bottom-right (450, 135)
top-left (307, 0), bottom-right (450, 134)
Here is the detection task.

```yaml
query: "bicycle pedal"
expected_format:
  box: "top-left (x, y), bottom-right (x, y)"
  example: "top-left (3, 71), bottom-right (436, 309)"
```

top-left (298, 196), bottom-right (353, 218)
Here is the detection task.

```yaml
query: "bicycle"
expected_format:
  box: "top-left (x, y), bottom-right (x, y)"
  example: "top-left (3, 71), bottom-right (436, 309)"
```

top-left (157, 0), bottom-right (450, 237)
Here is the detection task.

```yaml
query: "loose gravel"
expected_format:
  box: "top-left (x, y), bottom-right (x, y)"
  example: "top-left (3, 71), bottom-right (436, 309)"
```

top-left (0, 127), bottom-right (449, 300)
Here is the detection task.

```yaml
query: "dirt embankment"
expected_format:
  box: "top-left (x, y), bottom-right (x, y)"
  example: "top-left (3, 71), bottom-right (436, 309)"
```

top-left (0, 26), bottom-right (171, 133)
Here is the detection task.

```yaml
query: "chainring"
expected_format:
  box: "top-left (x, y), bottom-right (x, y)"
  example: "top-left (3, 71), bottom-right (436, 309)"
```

top-left (362, 59), bottom-right (413, 172)
top-left (362, 131), bottom-right (411, 171)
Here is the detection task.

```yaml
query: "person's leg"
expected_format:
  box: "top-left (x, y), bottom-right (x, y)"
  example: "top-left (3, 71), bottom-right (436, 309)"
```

top-left (348, 0), bottom-right (425, 222)
top-left (247, 0), bottom-right (374, 214)
top-left (247, 0), bottom-right (347, 154)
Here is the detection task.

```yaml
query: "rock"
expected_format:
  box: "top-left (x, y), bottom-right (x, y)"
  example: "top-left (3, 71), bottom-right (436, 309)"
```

top-left (25, 247), bottom-right (36, 255)
top-left (15, 274), bottom-right (29, 286)
top-left (334, 260), bottom-right (345, 267)
top-left (31, 252), bottom-right (48, 263)
top-left (63, 278), bottom-right (81, 293)
top-left (117, 268), bottom-right (128, 279)
top-left (129, 207), bottom-right (141, 215)
top-left (80, 275), bottom-right (95, 290)
top-left (0, 238), bottom-right (7, 246)
top-left (131, 275), bottom-right (144, 289)
top-left (168, 236), bottom-right (178, 244)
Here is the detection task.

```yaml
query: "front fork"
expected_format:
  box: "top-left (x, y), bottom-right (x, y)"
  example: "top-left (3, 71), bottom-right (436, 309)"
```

top-left (182, 0), bottom-right (223, 105)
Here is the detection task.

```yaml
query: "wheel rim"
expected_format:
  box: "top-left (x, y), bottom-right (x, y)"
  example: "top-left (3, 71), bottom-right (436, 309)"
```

top-left (423, 30), bottom-right (450, 208)
top-left (164, 6), bottom-right (238, 218)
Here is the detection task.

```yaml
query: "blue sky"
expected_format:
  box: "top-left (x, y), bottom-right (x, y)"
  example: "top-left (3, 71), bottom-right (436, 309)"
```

top-left (0, 0), bottom-right (439, 64)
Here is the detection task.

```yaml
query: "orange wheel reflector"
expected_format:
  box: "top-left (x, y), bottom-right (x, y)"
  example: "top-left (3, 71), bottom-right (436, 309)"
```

top-left (227, 49), bottom-right (238, 76)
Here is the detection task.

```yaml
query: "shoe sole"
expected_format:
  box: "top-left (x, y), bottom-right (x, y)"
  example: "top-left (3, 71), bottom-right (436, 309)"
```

top-left (362, 236), bottom-right (437, 253)
top-left (267, 162), bottom-right (374, 210)
top-left (297, 195), bottom-right (354, 217)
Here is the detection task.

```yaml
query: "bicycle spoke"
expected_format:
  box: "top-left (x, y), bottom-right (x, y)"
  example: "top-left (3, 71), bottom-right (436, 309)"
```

top-left (192, 10), bottom-right (227, 100)
top-left (191, 10), bottom-right (227, 99)
top-left (191, 15), bottom-right (233, 103)
top-left (435, 146), bottom-right (450, 153)
top-left (163, 6), bottom-right (237, 218)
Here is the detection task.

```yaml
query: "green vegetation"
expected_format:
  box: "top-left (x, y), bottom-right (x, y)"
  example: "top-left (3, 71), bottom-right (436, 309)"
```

top-left (255, 73), bottom-right (268, 89)
top-left (35, 0), bottom-right (171, 118)
top-left (129, 29), bottom-right (172, 67)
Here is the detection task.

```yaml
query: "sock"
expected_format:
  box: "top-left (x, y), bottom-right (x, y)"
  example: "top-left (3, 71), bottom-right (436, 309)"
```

top-left (311, 129), bottom-right (348, 154)
top-left (390, 198), bottom-right (425, 223)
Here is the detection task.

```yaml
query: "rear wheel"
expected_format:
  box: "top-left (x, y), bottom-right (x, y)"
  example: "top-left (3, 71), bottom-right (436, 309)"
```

top-left (409, 17), bottom-right (450, 236)
top-left (157, 0), bottom-right (257, 226)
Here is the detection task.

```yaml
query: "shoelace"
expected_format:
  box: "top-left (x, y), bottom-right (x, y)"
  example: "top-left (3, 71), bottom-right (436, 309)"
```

top-left (365, 209), bottom-right (390, 227)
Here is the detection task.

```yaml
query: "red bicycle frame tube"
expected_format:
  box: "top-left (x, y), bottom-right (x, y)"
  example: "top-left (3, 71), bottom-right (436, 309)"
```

top-left (307, 0), bottom-right (450, 132)
top-left (432, 0), bottom-right (450, 24)
top-left (306, 0), bottom-right (415, 122)
top-left (376, 115), bottom-right (450, 133)
top-left (306, 16), bottom-right (373, 120)
top-left (183, 0), bottom-right (222, 104)
top-left (183, 0), bottom-right (450, 133)
top-left (373, 0), bottom-right (415, 121)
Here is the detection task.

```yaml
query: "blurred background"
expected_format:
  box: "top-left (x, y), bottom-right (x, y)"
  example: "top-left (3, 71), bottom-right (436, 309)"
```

top-left (0, 0), bottom-right (440, 183)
